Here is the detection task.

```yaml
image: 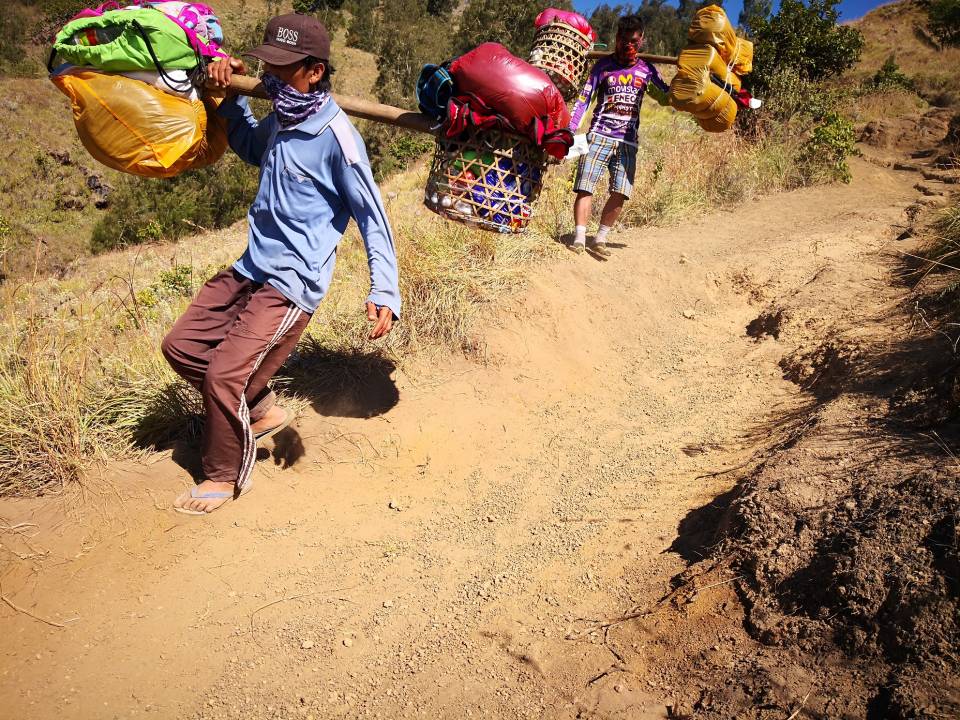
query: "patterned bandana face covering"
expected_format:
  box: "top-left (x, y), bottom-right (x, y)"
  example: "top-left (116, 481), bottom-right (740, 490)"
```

top-left (261, 73), bottom-right (331, 128)
top-left (615, 38), bottom-right (641, 66)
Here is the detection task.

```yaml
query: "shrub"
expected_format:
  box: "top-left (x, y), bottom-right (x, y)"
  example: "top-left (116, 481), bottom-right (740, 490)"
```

top-left (749, 0), bottom-right (864, 92)
top-left (90, 157), bottom-right (258, 253)
top-left (385, 133), bottom-right (434, 171)
top-left (911, 71), bottom-right (960, 107)
top-left (798, 111), bottom-right (858, 183)
top-left (738, 62), bottom-right (860, 186)
top-left (739, 0), bottom-right (773, 37)
top-left (866, 54), bottom-right (915, 92)
top-left (294, 0), bottom-right (345, 9)
top-left (359, 0), bottom-right (452, 175)
top-left (359, 122), bottom-right (434, 180)
top-left (290, 0), bottom-right (343, 32)
top-left (24, 0), bottom-right (88, 42)
top-left (927, 0), bottom-right (960, 46)
top-left (346, 0), bottom-right (382, 54)
top-left (375, 9), bottom-right (452, 106)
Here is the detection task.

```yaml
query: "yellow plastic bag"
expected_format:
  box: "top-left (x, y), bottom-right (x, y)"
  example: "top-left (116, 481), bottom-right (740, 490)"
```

top-left (688, 5), bottom-right (739, 66)
top-left (691, 89), bottom-right (738, 133)
top-left (669, 44), bottom-right (739, 133)
top-left (51, 69), bottom-right (227, 178)
top-left (730, 37), bottom-right (753, 76)
top-left (687, 6), bottom-right (752, 72)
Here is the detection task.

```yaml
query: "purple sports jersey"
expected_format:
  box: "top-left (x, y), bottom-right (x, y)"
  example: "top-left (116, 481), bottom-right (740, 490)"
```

top-left (568, 56), bottom-right (669, 145)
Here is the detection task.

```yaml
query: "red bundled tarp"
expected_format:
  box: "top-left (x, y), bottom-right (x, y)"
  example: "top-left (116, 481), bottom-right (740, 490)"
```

top-left (447, 43), bottom-right (572, 159)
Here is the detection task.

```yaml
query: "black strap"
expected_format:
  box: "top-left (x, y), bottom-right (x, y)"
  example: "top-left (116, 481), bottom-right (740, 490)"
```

top-left (130, 18), bottom-right (204, 96)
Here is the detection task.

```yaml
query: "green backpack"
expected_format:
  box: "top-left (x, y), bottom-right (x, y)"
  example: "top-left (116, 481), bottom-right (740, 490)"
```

top-left (52, 7), bottom-right (200, 72)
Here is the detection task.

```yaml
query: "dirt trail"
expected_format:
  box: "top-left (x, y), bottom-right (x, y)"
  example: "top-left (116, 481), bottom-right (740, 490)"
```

top-left (0, 153), bottom-right (924, 718)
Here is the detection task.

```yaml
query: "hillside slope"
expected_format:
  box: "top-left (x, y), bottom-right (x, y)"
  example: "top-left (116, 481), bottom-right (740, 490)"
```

top-left (853, 0), bottom-right (960, 106)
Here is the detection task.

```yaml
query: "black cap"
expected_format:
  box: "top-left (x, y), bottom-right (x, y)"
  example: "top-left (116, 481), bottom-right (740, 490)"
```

top-left (245, 13), bottom-right (330, 65)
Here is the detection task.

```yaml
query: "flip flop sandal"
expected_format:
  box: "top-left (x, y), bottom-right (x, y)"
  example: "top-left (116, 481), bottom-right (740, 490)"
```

top-left (254, 407), bottom-right (294, 442)
top-left (174, 483), bottom-right (253, 516)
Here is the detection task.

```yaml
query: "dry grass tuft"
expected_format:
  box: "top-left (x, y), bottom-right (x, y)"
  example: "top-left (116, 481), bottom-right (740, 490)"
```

top-left (924, 203), bottom-right (960, 271)
top-left (615, 105), bottom-right (805, 229)
top-left (845, 87), bottom-right (929, 126)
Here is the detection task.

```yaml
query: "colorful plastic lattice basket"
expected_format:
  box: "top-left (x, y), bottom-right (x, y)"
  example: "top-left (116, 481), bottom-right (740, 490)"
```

top-left (425, 127), bottom-right (547, 234)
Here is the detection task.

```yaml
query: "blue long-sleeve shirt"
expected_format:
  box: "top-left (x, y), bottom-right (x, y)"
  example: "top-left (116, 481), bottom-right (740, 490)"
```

top-left (217, 95), bottom-right (401, 318)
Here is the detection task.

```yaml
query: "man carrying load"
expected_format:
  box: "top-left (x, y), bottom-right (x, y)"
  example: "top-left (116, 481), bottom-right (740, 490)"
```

top-left (162, 12), bottom-right (401, 515)
top-left (569, 14), bottom-right (668, 254)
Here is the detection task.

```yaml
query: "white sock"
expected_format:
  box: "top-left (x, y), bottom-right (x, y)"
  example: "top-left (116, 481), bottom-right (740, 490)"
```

top-left (595, 224), bottom-right (612, 244)
top-left (574, 225), bottom-right (586, 245)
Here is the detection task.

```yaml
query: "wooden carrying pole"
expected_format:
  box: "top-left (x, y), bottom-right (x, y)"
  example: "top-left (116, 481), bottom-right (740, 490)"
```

top-left (219, 74), bottom-right (439, 135)
top-left (217, 52), bottom-right (677, 134)
top-left (586, 51), bottom-right (678, 65)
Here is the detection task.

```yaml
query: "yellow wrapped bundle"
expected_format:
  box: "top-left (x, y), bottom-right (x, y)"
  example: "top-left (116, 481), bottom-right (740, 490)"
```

top-left (668, 5), bottom-right (755, 133)
top-left (669, 44), bottom-right (740, 133)
top-left (731, 37), bottom-right (753, 76)
top-left (688, 5), bottom-right (753, 74)
top-left (51, 68), bottom-right (227, 178)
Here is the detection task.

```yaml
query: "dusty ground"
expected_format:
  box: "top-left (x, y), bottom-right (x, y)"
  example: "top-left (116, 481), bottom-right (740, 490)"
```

top-left (0, 118), bottom-right (956, 718)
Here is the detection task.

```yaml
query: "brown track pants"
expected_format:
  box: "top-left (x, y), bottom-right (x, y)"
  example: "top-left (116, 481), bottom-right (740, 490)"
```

top-left (161, 268), bottom-right (311, 490)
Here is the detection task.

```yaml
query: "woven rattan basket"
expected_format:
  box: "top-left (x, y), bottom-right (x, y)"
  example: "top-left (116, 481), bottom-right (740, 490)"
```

top-left (424, 127), bottom-right (547, 234)
top-left (528, 22), bottom-right (592, 100)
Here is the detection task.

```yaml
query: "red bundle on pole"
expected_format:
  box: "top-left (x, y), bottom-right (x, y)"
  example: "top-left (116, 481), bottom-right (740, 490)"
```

top-left (448, 43), bottom-right (571, 151)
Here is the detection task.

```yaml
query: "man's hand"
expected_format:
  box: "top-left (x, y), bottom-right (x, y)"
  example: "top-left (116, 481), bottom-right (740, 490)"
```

top-left (366, 302), bottom-right (394, 340)
top-left (207, 56), bottom-right (247, 94)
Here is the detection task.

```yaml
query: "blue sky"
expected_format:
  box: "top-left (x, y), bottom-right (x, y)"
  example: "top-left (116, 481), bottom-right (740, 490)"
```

top-left (572, 0), bottom-right (890, 26)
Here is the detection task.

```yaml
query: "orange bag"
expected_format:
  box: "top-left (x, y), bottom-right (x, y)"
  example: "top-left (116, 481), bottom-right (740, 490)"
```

top-left (51, 68), bottom-right (227, 178)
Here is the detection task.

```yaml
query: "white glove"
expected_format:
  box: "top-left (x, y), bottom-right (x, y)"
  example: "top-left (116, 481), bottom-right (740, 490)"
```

top-left (564, 134), bottom-right (589, 162)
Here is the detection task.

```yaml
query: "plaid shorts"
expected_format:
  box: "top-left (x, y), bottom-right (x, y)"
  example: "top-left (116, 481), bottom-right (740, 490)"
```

top-left (573, 133), bottom-right (638, 198)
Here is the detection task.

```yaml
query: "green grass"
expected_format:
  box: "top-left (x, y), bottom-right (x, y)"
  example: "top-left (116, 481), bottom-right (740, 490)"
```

top-left (0, 77), bottom-right (126, 279)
